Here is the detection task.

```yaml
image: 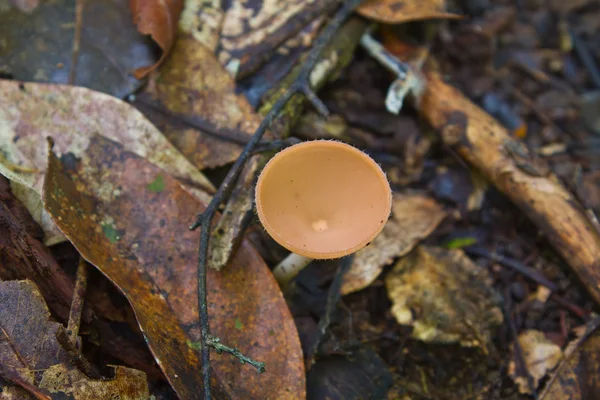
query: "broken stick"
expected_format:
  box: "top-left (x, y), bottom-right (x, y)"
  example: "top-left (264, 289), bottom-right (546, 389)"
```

top-left (417, 66), bottom-right (600, 306)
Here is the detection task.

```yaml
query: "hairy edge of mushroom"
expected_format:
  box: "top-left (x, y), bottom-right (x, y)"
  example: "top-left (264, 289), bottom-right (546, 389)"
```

top-left (272, 253), bottom-right (314, 286)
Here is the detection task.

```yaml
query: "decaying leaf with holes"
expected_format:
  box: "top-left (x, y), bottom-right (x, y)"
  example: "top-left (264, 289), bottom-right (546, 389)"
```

top-left (42, 135), bottom-right (305, 398)
top-left (0, 280), bottom-right (150, 399)
top-left (386, 246), bottom-right (503, 350)
top-left (136, 32), bottom-right (270, 170)
top-left (0, 79), bottom-right (213, 246)
top-left (357, 0), bottom-right (461, 24)
top-left (540, 317), bottom-right (600, 399)
top-left (509, 330), bottom-right (562, 394)
top-left (341, 193), bottom-right (446, 294)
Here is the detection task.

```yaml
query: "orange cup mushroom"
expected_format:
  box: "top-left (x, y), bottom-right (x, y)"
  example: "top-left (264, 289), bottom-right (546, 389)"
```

top-left (255, 140), bottom-right (392, 285)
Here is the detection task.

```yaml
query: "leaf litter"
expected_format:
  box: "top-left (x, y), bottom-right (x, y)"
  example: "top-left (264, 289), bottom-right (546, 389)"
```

top-left (0, 279), bottom-right (150, 399)
top-left (341, 192), bottom-right (446, 295)
top-left (2, 0), bottom-right (600, 398)
top-left (42, 135), bottom-right (304, 399)
top-left (0, 79), bottom-right (213, 245)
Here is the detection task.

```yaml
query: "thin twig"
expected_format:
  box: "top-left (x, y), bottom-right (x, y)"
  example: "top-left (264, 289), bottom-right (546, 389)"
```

top-left (206, 335), bottom-right (266, 373)
top-left (67, 257), bottom-right (89, 347)
top-left (58, 257), bottom-right (100, 379)
top-left (135, 95), bottom-right (269, 146)
top-left (189, 1), bottom-right (364, 398)
top-left (55, 328), bottom-right (103, 379)
top-left (465, 247), bottom-right (558, 292)
top-left (69, 0), bottom-right (84, 85)
top-left (305, 255), bottom-right (354, 369)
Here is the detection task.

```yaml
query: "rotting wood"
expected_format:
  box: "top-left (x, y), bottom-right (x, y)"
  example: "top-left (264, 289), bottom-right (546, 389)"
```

top-left (417, 65), bottom-right (600, 306)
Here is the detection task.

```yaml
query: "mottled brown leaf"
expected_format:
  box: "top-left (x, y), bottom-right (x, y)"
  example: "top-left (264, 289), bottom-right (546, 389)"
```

top-left (0, 280), bottom-right (149, 399)
top-left (540, 317), bottom-right (600, 399)
top-left (129, 0), bottom-right (183, 78)
top-left (43, 135), bottom-right (305, 399)
top-left (0, 0), bottom-right (157, 98)
top-left (356, 0), bottom-right (461, 24)
top-left (385, 246), bottom-right (503, 349)
top-left (0, 79), bottom-right (213, 245)
top-left (509, 330), bottom-right (563, 394)
top-left (136, 33), bottom-right (268, 169)
top-left (217, 0), bottom-right (333, 79)
top-left (341, 193), bottom-right (446, 294)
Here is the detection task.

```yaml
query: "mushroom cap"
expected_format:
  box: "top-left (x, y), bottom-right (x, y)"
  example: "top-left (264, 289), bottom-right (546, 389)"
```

top-left (255, 140), bottom-right (392, 259)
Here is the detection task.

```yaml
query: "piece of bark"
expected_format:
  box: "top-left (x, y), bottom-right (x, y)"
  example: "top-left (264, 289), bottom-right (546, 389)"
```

top-left (417, 67), bottom-right (600, 306)
top-left (208, 155), bottom-right (263, 270)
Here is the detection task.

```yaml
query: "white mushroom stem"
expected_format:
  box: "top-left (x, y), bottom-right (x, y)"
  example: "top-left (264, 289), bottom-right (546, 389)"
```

top-left (272, 253), bottom-right (314, 285)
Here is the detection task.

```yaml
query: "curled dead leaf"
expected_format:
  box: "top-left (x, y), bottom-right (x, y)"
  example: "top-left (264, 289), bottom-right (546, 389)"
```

top-left (42, 135), bottom-right (305, 398)
top-left (129, 0), bottom-right (184, 78)
top-left (341, 193), bottom-right (446, 295)
top-left (356, 0), bottom-right (461, 24)
top-left (385, 246), bottom-right (503, 350)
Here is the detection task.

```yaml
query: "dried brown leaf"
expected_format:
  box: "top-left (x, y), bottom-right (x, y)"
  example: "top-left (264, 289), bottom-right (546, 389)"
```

top-left (0, 79), bottom-right (213, 245)
top-left (509, 330), bottom-right (563, 394)
top-left (0, 280), bottom-right (149, 399)
top-left (137, 33), bottom-right (268, 169)
top-left (129, 0), bottom-right (184, 79)
top-left (385, 246), bottom-right (503, 349)
top-left (356, 0), bottom-right (461, 24)
top-left (540, 317), bottom-right (600, 399)
top-left (341, 193), bottom-right (446, 294)
top-left (42, 135), bottom-right (305, 398)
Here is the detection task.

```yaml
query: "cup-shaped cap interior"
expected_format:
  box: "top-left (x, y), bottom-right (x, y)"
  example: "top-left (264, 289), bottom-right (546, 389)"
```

top-left (255, 140), bottom-right (392, 259)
